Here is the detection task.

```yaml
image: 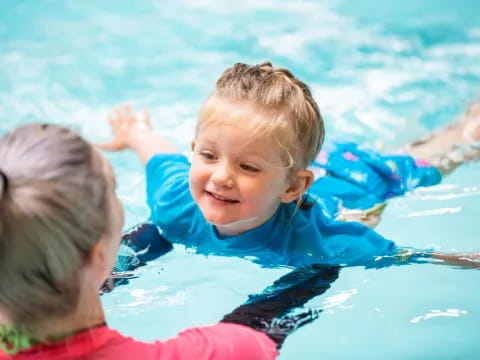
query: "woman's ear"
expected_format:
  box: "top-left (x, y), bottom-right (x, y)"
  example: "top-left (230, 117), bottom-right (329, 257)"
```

top-left (86, 240), bottom-right (108, 268)
top-left (280, 169), bottom-right (314, 203)
top-left (0, 308), bottom-right (11, 325)
top-left (85, 238), bottom-right (113, 284)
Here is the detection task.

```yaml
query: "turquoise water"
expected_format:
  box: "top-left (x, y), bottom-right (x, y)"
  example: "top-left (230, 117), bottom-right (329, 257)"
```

top-left (1, 1), bottom-right (480, 358)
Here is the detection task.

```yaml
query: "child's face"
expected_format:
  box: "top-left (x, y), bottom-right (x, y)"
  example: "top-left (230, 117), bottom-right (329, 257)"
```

top-left (189, 114), bottom-right (293, 236)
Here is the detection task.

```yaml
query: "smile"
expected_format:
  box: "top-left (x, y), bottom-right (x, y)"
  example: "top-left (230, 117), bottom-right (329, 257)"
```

top-left (205, 190), bottom-right (239, 203)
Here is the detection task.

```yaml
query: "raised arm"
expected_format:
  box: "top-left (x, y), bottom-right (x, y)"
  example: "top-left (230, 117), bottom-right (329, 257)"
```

top-left (96, 104), bottom-right (178, 165)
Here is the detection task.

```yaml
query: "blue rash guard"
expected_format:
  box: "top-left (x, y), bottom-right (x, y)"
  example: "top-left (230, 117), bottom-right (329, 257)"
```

top-left (112, 143), bottom-right (440, 274)
top-left (308, 142), bottom-right (442, 212)
top-left (145, 153), bottom-right (402, 268)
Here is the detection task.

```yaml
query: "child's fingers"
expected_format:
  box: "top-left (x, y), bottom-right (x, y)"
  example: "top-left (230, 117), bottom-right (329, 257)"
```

top-left (143, 109), bottom-right (151, 127)
top-left (124, 103), bottom-right (133, 113)
top-left (107, 106), bottom-right (128, 134)
top-left (109, 103), bottom-right (150, 136)
top-left (108, 105), bottom-right (129, 129)
top-left (124, 103), bottom-right (137, 124)
top-left (109, 106), bottom-right (122, 125)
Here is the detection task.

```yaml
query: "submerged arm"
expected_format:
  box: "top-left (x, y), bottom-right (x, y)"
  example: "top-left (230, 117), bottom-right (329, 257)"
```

top-left (221, 265), bottom-right (340, 348)
top-left (377, 247), bottom-right (480, 269)
top-left (429, 252), bottom-right (480, 269)
top-left (101, 222), bottom-right (173, 293)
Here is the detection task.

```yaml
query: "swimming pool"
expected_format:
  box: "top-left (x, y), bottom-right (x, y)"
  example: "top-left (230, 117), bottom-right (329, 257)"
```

top-left (1, 0), bottom-right (480, 358)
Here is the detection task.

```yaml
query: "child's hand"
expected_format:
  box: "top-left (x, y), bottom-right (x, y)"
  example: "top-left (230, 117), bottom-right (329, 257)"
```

top-left (96, 104), bottom-right (152, 151)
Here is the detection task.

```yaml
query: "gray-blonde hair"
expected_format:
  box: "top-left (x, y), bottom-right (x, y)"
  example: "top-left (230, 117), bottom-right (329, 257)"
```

top-left (0, 124), bottom-right (108, 334)
top-left (197, 62), bottom-right (325, 170)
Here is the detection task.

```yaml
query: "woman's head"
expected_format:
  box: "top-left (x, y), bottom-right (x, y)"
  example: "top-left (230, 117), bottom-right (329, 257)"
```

top-left (0, 124), bottom-right (123, 333)
top-left (197, 62), bottom-right (325, 170)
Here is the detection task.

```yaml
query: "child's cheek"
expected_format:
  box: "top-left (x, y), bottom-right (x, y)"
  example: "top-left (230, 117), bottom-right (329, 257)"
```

top-left (188, 169), bottom-right (202, 197)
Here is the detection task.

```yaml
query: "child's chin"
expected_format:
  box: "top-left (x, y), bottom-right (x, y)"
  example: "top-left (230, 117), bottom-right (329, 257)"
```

top-left (205, 216), bottom-right (236, 226)
top-left (204, 214), bottom-right (247, 228)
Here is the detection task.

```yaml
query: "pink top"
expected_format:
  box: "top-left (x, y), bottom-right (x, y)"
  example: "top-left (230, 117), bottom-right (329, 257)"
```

top-left (0, 323), bottom-right (278, 360)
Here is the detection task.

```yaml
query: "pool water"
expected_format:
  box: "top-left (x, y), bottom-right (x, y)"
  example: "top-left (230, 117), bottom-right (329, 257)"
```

top-left (1, 1), bottom-right (480, 358)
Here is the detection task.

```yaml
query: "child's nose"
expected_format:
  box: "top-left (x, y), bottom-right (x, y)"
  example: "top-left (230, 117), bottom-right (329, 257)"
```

top-left (211, 162), bottom-right (234, 188)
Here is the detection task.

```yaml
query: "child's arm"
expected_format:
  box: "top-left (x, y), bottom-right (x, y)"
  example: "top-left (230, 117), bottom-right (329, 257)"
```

top-left (383, 248), bottom-right (480, 269)
top-left (101, 222), bottom-right (173, 293)
top-left (96, 104), bottom-right (178, 165)
top-left (429, 252), bottom-right (480, 269)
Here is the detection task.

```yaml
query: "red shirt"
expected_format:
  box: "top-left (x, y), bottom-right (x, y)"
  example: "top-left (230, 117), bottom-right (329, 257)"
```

top-left (0, 323), bottom-right (278, 360)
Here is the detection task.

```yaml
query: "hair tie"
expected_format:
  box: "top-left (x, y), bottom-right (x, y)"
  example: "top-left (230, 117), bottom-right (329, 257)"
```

top-left (0, 325), bottom-right (37, 355)
top-left (0, 169), bottom-right (9, 195)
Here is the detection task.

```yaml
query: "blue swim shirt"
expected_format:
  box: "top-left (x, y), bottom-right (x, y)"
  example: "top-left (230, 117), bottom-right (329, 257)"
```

top-left (146, 153), bottom-right (397, 268)
top-left (309, 142), bottom-right (442, 211)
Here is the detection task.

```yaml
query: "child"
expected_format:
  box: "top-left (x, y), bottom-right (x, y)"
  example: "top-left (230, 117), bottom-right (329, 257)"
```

top-left (0, 124), bottom-right (282, 359)
top-left (98, 62), bottom-right (480, 268)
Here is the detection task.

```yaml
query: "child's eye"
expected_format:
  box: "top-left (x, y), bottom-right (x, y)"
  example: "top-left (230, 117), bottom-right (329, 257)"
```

top-left (199, 151), bottom-right (216, 161)
top-left (240, 163), bottom-right (260, 172)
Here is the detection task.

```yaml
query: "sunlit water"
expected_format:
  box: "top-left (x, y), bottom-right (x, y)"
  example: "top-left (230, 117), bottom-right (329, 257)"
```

top-left (1, 1), bottom-right (480, 358)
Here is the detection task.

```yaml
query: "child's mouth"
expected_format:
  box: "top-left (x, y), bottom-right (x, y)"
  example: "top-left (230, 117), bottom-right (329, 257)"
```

top-left (205, 190), bottom-right (239, 203)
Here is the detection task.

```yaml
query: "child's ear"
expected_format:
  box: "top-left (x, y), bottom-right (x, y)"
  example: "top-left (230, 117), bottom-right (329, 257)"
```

top-left (190, 139), bottom-right (196, 151)
top-left (280, 169), bottom-right (314, 203)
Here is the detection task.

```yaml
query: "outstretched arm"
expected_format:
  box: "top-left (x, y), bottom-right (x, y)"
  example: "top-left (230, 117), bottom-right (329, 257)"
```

top-left (430, 252), bottom-right (480, 268)
top-left (96, 104), bottom-right (178, 165)
top-left (379, 247), bottom-right (480, 269)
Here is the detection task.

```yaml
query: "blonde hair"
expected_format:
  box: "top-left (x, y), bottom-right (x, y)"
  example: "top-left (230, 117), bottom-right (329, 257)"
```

top-left (0, 124), bottom-right (109, 334)
top-left (197, 62), bottom-right (324, 170)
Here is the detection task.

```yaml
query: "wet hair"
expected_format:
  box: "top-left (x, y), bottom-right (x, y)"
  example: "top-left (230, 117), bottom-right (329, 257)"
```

top-left (0, 124), bottom-right (109, 335)
top-left (197, 62), bottom-right (325, 170)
